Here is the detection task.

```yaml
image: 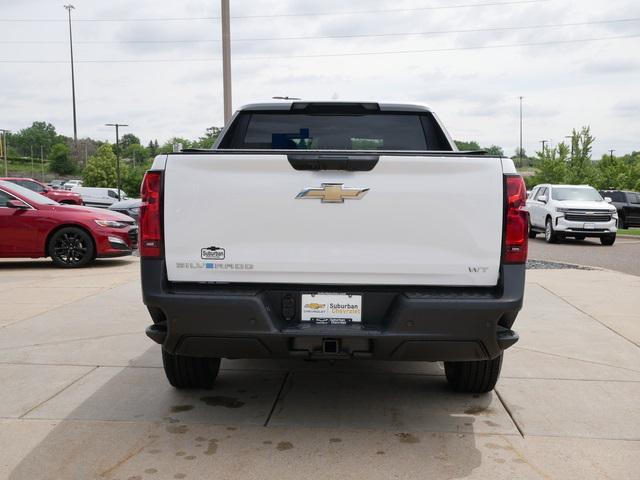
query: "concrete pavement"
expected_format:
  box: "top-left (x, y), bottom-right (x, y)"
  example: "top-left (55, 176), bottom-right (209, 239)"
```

top-left (0, 257), bottom-right (639, 479)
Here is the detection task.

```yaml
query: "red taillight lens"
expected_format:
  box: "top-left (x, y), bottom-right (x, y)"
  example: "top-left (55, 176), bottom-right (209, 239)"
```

top-left (504, 175), bottom-right (528, 264)
top-left (139, 171), bottom-right (162, 258)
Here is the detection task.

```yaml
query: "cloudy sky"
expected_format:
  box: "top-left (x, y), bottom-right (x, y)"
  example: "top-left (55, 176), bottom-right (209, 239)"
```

top-left (1, 0), bottom-right (639, 157)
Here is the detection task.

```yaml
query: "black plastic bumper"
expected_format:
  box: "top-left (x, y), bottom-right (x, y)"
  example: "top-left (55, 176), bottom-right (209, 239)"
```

top-left (141, 259), bottom-right (525, 362)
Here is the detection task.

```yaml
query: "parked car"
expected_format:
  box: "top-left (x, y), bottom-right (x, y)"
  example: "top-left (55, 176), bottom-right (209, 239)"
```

top-left (48, 179), bottom-right (66, 190)
top-left (63, 179), bottom-right (83, 190)
top-left (526, 184), bottom-right (618, 245)
top-left (141, 101), bottom-right (528, 394)
top-left (0, 177), bottom-right (83, 205)
top-left (0, 180), bottom-right (137, 268)
top-left (109, 198), bottom-right (141, 221)
top-left (599, 189), bottom-right (640, 229)
top-left (71, 187), bottom-right (128, 208)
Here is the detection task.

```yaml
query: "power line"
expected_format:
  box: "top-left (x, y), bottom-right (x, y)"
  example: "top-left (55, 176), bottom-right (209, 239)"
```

top-left (0, 32), bottom-right (637, 64)
top-left (0, 0), bottom-right (550, 23)
top-left (1, 17), bottom-right (638, 44)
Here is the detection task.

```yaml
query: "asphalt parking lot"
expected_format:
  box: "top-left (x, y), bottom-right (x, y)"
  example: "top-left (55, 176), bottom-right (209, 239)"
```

top-left (1, 257), bottom-right (639, 479)
top-left (529, 234), bottom-right (640, 276)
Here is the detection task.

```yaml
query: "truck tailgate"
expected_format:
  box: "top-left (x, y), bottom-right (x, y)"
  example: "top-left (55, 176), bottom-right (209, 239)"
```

top-left (163, 153), bottom-right (504, 286)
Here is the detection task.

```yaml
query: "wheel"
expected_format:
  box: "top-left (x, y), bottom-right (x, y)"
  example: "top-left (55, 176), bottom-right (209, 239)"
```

top-left (574, 235), bottom-right (586, 240)
top-left (162, 349), bottom-right (220, 389)
top-left (600, 234), bottom-right (616, 246)
top-left (528, 221), bottom-right (537, 239)
top-left (544, 217), bottom-right (559, 243)
top-left (444, 354), bottom-right (503, 393)
top-left (48, 227), bottom-right (95, 268)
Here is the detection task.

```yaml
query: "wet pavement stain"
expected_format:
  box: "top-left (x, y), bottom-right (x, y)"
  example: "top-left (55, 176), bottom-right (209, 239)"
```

top-left (395, 433), bottom-right (420, 444)
top-left (376, 451), bottom-right (385, 455)
top-left (263, 440), bottom-right (273, 445)
top-left (147, 449), bottom-right (161, 454)
top-left (276, 441), bottom-right (294, 451)
top-left (145, 468), bottom-right (158, 474)
top-left (127, 476), bottom-right (142, 480)
top-left (184, 455), bottom-right (196, 460)
top-left (329, 438), bottom-right (342, 443)
top-left (195, 436), bottom-right (207, 442)
top-left (166, 425), bottom-right (189, 434)
top-left (464, 406), bottom-right (491, 415)
top-left (170, 405), bottom-right (195, 413)
top-left (484, 420), bottom-right (500, 427)
top-left (200, 396), bottom-right (245, 408)
top-left (226, 426), bottom-right (237, 431)
top-left (205, 439), bottom-right (219, 455)
top-left (174, 474), bottom-right (187, 479)
top-left (175, 451), bottom-right (186, 456)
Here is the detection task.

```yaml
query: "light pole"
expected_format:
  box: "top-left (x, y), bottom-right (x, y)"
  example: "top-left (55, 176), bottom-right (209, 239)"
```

top-left (519, 96), bottom-right (523, 167)
top-left (40, 145), bottom-right (44, 182)
top-left (221, 0), bottom-right (232, 125)
top-left (64, 4), bottom-right (78, 144)
top-left (0, 129), bottom-right (9, 176)
top-left (106, 123), bottom-right (128, 201)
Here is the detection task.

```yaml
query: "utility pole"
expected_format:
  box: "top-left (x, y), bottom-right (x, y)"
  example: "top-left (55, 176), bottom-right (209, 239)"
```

top-left (106, 123), bottom-right (128, 201)
top-left (40, 145), bottom-right (44, 181)
top-left (540, 140), bottom-right (548, 153)
top-left (564, 135), bottom-right (573, 161)
top-left (221, 0), bottom-right (232, 125)
top-left (30, 145), bottom-right (34, 176)
top-left (64, 4), bottom-right (78, 144)
top-left (0, 129), bottom-right (9, 176)
top-left (519, 96), bottom-right (523, 167)
top-left (609, 149), bottom-right (615, 161)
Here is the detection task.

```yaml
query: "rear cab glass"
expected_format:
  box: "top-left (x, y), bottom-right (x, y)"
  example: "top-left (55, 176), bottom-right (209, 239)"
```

top-left (218, 108), bottom-right (452, 151)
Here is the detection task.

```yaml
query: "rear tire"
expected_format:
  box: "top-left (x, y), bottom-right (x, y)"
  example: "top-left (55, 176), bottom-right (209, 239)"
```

top-left (600, 234), bottom-right (616, 246)
top-left (528, 221), bottom-right (537, 239)
top-left (444, 354), bottom-right (503, 393)
top-left (162, 349), bottom-right (220, 389)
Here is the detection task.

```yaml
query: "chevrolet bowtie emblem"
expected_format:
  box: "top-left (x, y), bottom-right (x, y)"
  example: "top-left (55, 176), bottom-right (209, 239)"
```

top-left (296, 183), bottom-right (369, 203)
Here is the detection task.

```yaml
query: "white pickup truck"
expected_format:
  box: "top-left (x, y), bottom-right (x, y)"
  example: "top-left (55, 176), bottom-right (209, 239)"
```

top-left (140, 101), bottom-right (528, 393)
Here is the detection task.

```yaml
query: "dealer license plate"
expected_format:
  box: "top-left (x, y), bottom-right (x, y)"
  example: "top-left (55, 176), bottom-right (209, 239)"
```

top-left (301, 293), bottom-right (362, 325)
top-left (584, 223), bottom-right (595, 230)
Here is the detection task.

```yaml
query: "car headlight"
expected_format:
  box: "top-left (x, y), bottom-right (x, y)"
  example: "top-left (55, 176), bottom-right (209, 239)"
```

top-left (555, 208), bottom-right (571, 213)
top-left (94, 219), bottom-right (127, 228)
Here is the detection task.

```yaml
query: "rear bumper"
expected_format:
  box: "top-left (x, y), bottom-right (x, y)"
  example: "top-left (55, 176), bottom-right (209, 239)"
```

top-left (141, 259), bottom-right (525, 362)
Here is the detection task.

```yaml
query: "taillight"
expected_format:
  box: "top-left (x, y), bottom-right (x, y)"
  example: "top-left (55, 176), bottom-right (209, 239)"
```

top-left (504, 175), bottom-right (528, 264)
top-left (139, 171), bottom-right (162, 258)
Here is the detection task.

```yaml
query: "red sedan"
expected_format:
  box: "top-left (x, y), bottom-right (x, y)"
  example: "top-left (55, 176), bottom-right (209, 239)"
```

top-left (0, 177), bottom-right (83, 205)
top-left (0, 180), bottom-right (137, 268)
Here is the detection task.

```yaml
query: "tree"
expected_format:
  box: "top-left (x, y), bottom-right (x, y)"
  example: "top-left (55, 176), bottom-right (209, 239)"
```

top-left (565, 127), bottom-right (596, 185)
top-left (529, 143), bottom-right (569, 185)
top-left (49, 143), bottom-right (75, 175)
top-left (147, 140), bottom-right (159, 156)
top-left (119, 133), bottom-right (141, 151)
top-left (10, 122), bottom-right (59, 158)
top-left (485, 145), bottom-right (504, 157)
top-left (124, 143), bottom-right (149, 166)
top-left (83, 144), bottom-right (125, 188)
top-left (159, 137), bottom-right (193, 154)
top-left (455, 140), bottom-right (481, 151)
top-left (193, 127), bottom-right (222, 149)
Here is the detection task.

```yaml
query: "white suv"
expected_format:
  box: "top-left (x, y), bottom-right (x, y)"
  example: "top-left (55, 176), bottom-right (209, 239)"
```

top-left (526, 184), bottom-right (618, 245)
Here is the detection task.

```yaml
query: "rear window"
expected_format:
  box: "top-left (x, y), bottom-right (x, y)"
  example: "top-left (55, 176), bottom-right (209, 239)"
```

top-left (220, 111), bottom-right (452, 151)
